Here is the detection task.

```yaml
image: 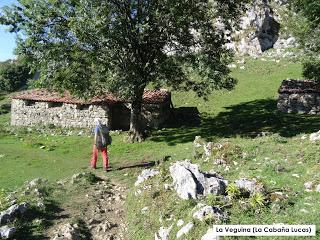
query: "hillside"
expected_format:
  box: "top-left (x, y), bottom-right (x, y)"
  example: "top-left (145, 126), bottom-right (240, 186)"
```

top-left (1, 59), bottom-right (320, 239)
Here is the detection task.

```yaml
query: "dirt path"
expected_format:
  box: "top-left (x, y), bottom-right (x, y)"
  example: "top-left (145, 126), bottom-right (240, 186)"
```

top-left (48, 175), bottom-right (128, 240)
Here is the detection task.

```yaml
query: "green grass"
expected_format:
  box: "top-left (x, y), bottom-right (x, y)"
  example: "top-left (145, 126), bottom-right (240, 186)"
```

top-left (1, 59), bottom-right (320, 239)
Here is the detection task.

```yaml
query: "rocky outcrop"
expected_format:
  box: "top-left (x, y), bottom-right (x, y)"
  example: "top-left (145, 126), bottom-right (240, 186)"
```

top-left (169, 160), bottom-right (227, 200)
top-left (227, 0), bottom-right (297, 57)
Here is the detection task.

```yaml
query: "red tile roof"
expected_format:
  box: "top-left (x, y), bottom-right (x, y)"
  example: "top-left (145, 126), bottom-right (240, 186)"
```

top-left (278, 79), bottom-right (320, 94)
top-left (12, 88), bottom-right (171, 105)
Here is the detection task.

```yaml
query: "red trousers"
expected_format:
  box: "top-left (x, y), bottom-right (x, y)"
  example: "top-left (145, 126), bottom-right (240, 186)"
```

top-left (91, 145), bottom-right (109, 170)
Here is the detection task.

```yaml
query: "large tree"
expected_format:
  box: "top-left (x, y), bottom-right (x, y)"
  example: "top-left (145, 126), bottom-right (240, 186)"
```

top-left (1, 0), bottom-right (247, 141)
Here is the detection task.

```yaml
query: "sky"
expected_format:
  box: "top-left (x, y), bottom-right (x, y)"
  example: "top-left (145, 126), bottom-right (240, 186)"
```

top-left (0, 0), bottom-right (18, 61)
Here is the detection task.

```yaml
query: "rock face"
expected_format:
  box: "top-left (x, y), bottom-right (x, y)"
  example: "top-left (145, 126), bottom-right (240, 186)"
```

top-left (277, 80), bottom-right (320, 115)
top-left (258, 15), bottom-right (280, 52)
top-left (0, 202), bottom-right (29, 225)
top-left (135, 169), bottom-right (160, 186)
top-left (169, 160), bottom-right (227, 200)
top-left (227, 0), bottom-right (296, 57)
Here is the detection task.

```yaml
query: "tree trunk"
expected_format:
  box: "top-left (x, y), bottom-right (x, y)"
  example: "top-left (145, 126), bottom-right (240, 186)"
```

top-left (128, 88), bottom-right (145, 142)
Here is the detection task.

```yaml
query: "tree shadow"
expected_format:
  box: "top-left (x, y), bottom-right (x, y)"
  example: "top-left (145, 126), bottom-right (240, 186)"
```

top-left (151, 99), bottom-right (320, 145)
top-left (14, 199), bottom-right (66, 240)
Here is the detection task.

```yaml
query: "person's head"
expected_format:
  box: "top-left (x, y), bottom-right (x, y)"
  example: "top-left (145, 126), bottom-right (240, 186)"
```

top-left (94, 118), bottom-right (102, 125)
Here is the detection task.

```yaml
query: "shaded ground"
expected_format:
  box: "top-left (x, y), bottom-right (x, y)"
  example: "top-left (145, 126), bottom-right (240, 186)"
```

top-left (152, 99), bottom-right (320, 145)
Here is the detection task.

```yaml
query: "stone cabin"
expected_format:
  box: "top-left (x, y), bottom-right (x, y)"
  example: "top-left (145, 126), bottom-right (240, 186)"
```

top-left (11, 89), bottom-right (172, 129)
top-left (277, 79), bottom-right (320, 114)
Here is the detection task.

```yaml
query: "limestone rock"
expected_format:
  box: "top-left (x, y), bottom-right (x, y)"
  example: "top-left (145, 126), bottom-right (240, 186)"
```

top-left (176, 220), bottom-right (184, 227)
top-left (0, 225), bottom-right (16, 239)
top-left (135, 169), bottom-right (159, 187)
top-left (193, 204), bottom-right (225, 221)
top-left (201, 228), bottom-right (220, 240)
top-left (169, 160), bottom-right (227, 200)
top-left (176, 222), bottom-right (194, 239)
top-left (0, 202), bottom-right (29, 225)
top-left (235, 178), bottom-right (264, 194)
top-left (154, 225), bottom-right (172, 240)
top-left (310, 131), bottom-right (320, 143)
top-left (304, 182), bottom-right (314, 191)
top-left (316, 184), bottom-right (320, 192)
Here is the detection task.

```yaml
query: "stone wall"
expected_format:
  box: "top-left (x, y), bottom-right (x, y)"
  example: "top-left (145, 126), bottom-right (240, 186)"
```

top-left (11, 99), bottom-right (171, 129)
top-left (277, 93), bottom-right (320, 114)
top-left (11, 99), bottom-right (111, 128)
top-left (277, 80), bottom-right (320, 114)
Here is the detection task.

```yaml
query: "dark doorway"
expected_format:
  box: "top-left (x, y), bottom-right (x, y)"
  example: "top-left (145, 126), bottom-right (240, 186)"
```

top-left (111, 103), bottom-right (130, 130)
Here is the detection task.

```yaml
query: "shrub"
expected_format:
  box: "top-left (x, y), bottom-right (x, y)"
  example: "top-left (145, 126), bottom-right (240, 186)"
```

top-left (302, 59), bottom-right (320, 82)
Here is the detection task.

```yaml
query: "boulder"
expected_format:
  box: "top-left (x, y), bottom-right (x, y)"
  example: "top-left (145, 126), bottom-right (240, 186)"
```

top-left (176, 222), bottom-right (194, 239)
top-left (193, 204), bottom-right (225, 221)
top-left (316, 184), bottom-right (320, 192)
top-left (135, 169), bottom-right (159, 187)
top-left (169, 160), bottom-right (227, 199)
top-left (201, 228), bottom-right (220, 240)
top-left (235, 178), bottom-right (264, 194)
top-left (0, 202), bottom-right (29, 225)
top-left (154, 225), bottom-right (172, 240)
top-left (0, 225), bottom-right (16, 239)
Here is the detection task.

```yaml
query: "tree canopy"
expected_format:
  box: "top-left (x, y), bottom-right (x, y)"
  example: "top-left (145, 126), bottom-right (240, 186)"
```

top-left (290, 0), bottom-right (320, 81)
top-left (0, 59), bottom-right (31, 92)
top-left (1, 0), bottom-right (248, 140)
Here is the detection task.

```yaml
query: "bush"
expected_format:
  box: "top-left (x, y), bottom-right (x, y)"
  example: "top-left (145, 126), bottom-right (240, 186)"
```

top-left (303, 59), bottom-right (320, 82)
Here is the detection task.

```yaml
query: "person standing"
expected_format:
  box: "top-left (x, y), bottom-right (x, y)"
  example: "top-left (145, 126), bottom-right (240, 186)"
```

top-left (91, 118), bottom-right (110, 171)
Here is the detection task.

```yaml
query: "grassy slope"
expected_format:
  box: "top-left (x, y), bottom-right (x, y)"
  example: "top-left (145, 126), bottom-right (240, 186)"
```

top-left (1, 59), bottom-right (320, 239)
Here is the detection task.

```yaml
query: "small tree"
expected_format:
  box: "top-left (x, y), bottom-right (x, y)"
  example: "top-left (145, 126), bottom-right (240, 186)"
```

top-left (1, 0), bottom-right (247, 141)
top-left (290, 0), bottom-right (320, 81)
